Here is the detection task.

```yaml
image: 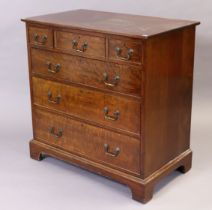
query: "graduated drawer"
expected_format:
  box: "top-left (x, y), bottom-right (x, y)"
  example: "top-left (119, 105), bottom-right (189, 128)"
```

top-left (109, 37), bottom-right (143, 65)
top-left (31, 48), bottom-right (142, 97)
top-left (28, 26), bottom-right (53, 48)
top-left (32, 77), bottom-right (140, 135)
top-left (34, 108), bottom-right (140, 175)
top-left (55, 30), bottom-right (106, 59)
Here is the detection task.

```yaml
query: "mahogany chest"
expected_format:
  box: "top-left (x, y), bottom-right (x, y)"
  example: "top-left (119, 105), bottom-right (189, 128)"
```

top-left (22, 10), bottom-right (199, 203)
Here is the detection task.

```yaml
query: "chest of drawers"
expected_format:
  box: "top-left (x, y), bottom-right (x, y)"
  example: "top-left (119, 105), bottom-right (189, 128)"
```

top-left (22, 10), bottom-right (199, 203)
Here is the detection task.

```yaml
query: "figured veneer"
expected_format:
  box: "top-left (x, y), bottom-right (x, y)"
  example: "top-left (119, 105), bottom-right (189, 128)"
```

top-left (108, 38), bottom-right (143, 64)
top-left (31, 48), bottom-right (142, 97)
top-left (22, 9), bottom-right (199, 203)
top-left (28, 26), bottom-right (53, 48)
top-left (34, 108), bottom-right (141, 175)
top-left (32, 77), bottom-right (141, 135)
top-left (55, 30), bottom-right (106, 59)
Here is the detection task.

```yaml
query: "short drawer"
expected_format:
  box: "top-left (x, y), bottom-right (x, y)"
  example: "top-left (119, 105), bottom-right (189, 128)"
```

top-left (55, 30), bottom-right (106, 59)
top-left (32, 77), bottom-right (141, 135)
top-left (34, 108), bottom-right (140, 175)
top-left (28, 26), bottom-right (53, 48)
top-left (31, 48), bottom-right (142, 97)
top-left (109, 38), bottom-right (142, 64)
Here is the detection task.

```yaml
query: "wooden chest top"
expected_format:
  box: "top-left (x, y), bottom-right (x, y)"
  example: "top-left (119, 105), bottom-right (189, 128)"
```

top-left (22, 9), bottom-right (199, 38)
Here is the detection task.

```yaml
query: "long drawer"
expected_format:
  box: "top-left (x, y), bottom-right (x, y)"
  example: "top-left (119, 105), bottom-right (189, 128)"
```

top-left (34, 108), bottom-right (140, 175)
top-left (32, 77), bottom-right (141, 135)
top-left (31, 48), bottom-right (142, 97)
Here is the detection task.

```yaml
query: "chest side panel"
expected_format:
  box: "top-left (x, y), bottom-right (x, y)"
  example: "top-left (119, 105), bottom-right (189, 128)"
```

top-left (143, 26), bottom-right (196, 178)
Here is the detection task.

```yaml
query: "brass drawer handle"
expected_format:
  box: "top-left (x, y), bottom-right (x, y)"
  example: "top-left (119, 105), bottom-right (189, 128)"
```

top-left (72, 40), bottom-right (88, 52)
top-left (49, 127), bottom-right (63, 138)
top-left (46, 62), bottom-right (61, 73)
top-left (103, 72), bottom-right (120, 87)
top-left (115, 47), bottom-right (133, 60)
top-left (104, 143), bottom-right (120, 157)
top-left (33, 33), bottom-right (47, 44)
top-left (103, 107), bottom-right (120, 121)
top-left (47, 91), bottom-right (61, 104)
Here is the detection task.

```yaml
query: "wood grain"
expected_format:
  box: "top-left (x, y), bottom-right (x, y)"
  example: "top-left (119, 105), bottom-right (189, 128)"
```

top-left (31, 48), bottom-right (142, 97)
top-left (55, 30), bottom-right (105, 59)
top-left (22, 9), bottom-right (200, 39)
top-left (22, 10), bottom-right (199, 203)
top-left (32, 77), bottom-right (141, 135)
top-left (109, 38), bottom-right (143, 65)
top-left (28, 26), bottom-right (53, 48)
top-left (34, 108), bottom-right (141, 175)
top-left (143, 27), bottom-right (196, 178)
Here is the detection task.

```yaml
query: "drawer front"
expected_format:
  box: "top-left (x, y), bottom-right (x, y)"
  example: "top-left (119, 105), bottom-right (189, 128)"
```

top-left (29, 27), bottom-right (53, 48)
top-left (34, 108), bottom-right (140, 175)
top-left (109, 38), bottom-right (142, 64)
top-left (31, 48), bottom-right (142, 97)
top-left (55, 31), bottom-right (106, 59)
top-left (32, 77), bottom-right (140, 135)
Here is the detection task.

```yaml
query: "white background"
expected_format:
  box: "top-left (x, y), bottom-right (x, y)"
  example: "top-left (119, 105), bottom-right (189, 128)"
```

top-left (0, 1), bottom-right (211, 210)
